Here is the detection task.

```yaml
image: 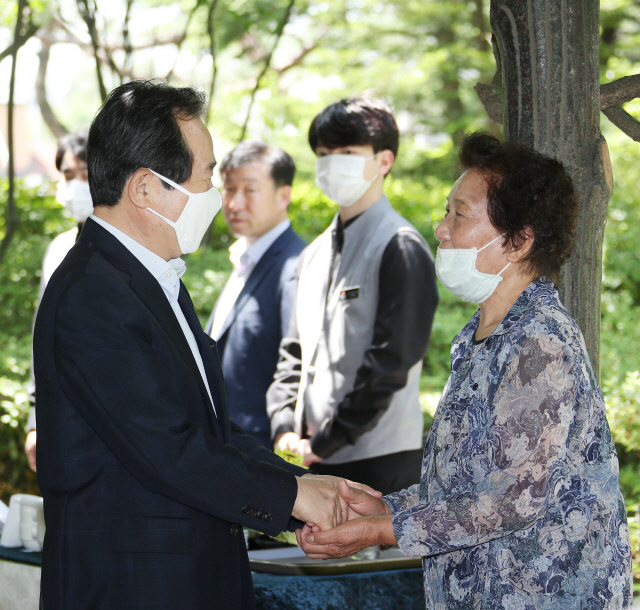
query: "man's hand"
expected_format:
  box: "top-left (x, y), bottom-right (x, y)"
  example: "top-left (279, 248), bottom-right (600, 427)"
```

top-left (25, 430), bottom-right (37, 472)
top-left (298, 438), bottom-right (323, 466)
top-left (274, 431), bottom-right (301, 453)
top-left (296, 515), bottom-right (397, 559)
top-left (302, 473), bottom-right (383, 500)
top-left (293, 476), bottom-right (348, 530)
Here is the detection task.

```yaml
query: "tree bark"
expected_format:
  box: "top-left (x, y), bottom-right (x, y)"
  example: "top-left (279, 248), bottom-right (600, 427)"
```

top-left (77, 0), bottom-right (108, 101)
top-left (36, 37), bottom-right (69, 139)
top-left (239, 0), bottom-right (296, 142)
top-left (490, 0), bottom-right (609, 377)
top-left (0, 0), bottom-right (28, 264)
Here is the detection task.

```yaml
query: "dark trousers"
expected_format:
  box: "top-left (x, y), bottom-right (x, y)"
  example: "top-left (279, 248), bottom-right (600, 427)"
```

top-left (309, 449), bottom-right (423, 496)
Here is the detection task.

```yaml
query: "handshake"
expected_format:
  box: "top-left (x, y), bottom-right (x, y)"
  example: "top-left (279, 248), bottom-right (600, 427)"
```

top-left (291, 475), bottom-right (397, 559)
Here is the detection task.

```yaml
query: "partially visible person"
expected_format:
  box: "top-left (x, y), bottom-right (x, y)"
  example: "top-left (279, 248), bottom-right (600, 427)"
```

top-left (24, 132), bottom-right (93, 471)
top-left (298, 133), bottom-right (633, 609)
top-left (33, 80), bottom-right (377, 610)
top-left (205, 141), bottom-right (305, 449)
top-left (267, 96), bottom-right (438, 495)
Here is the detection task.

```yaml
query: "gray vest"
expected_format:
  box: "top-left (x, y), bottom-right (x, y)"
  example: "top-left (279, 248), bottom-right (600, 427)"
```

top-left (295, 196), bottom-right (426, 464)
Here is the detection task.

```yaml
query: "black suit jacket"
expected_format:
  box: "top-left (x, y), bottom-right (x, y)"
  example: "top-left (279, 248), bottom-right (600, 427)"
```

top-left (205, 226), bottom-right (305, 448)
top-left (33, 219), bottom-right (306, 610)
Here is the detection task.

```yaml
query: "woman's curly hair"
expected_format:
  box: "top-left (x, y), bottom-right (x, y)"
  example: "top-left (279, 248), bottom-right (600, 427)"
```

top-left (459, 132), bottom-right (578, 283)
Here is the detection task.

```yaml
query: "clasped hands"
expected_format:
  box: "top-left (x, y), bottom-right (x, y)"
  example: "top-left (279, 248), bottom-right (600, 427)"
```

top-left (292, 476), bottom-right (396, 560)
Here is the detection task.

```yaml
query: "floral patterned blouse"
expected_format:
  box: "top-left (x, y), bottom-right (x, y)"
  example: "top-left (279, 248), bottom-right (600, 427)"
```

top-left (385, 280), bottom-right (632, 609)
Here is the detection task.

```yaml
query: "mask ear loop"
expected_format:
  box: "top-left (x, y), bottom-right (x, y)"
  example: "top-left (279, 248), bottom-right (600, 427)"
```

top-left (477, 232), bottom-right (506, 253)
top-left (146, 168), bottom-right (191, 196)
top-left (496, 262), bottom-right (511, 276)
top-left (477, 233), bottom-right (510, 276)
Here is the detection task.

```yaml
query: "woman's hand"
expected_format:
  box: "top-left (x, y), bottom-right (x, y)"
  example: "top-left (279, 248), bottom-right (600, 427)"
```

top-left (338, 478), bottom-right (390, 521)
top-left (296, 515), bottom-right (396, 559)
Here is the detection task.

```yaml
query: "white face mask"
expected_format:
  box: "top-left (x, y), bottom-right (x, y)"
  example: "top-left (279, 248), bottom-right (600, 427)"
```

top-left (435, 234), bottom-right (511, 303)
top-left (56, 179), bottom-right (94, 223)
top-left (145, 169), bottom-right (222, 255)
top-left (315, 153), bottom-right (378, 207)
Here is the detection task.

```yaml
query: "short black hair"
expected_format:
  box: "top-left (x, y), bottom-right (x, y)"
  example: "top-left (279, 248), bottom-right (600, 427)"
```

top-left (459, 132), bottom-right (578, 282)
top-left (55, 132), bottom-right (88, 171)
top-left (308, 96), bottom-right (399, 158)
top-left (87, 80), bottom-right (207, 207)
top-left (219, 140), bottom-right (295, 188)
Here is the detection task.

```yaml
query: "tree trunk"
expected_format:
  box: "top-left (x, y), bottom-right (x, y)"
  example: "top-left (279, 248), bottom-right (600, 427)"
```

top-left (37, 37), bottom-right (69, 139)
top-left (0, 0), bottom-right (27, 264)
top-left (490, 0), bottom-right (610, 377)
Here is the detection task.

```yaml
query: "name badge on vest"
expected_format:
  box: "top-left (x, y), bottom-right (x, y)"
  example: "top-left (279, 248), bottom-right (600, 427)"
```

top-left (340, 286), bottom-right (360, 301)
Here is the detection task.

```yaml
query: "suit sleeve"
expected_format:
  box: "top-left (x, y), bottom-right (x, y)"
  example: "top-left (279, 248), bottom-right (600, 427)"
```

top-left (310, 232), bottom-right (438, 459)
top-left (279, 254), bottom-right (301, 339)
top-left (52, 272), bottom-right (301, 536)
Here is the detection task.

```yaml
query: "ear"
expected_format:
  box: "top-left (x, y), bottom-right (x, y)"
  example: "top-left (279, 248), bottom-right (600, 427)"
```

top-left (377, 150), bottom-right (395, 178)
top-left (506, 227), bottom-right (534, 263)
top-left (127, 169), bottom-right (160, 210)
top-left (275, 184), bottom-right (292, 210)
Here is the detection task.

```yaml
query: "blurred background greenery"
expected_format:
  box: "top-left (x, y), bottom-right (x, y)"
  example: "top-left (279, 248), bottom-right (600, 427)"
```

top-left (1, 0), bottom-right (640, 591)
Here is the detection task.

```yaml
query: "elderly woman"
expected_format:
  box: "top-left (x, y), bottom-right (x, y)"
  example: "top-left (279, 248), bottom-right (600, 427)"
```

top-left (298, 133), bottom-right (632, 609)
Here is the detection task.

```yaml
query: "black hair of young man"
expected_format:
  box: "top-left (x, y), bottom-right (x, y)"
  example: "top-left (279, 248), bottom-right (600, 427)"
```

top-left (219, 140), bottom-right (296, 188)
top-left (55, 132), bottom-right (88, 171)
top-left (87, 80), bottom-right (206, 207)
top-left (308, 96), bottom-right (399, 158)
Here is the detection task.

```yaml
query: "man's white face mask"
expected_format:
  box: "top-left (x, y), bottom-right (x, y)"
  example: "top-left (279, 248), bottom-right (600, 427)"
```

top-left (56, 179), bottom-right (94, 223)
top-left (145, 169), bottom-right (222, 255)
top-left (315, 153), bottom-right (379, 207)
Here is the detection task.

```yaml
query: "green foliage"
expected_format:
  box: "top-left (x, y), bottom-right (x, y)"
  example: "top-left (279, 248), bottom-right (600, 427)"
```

top-left (0, 179), bottom-right (74, 502)
top-left (626, 501), bottom-right (640, 594)
top-left (603, 367), bottom-right (640, 452)
top-left (0, 179), bottom-right (75, 381)
top-left (182, 248), bottom-right (233, 325)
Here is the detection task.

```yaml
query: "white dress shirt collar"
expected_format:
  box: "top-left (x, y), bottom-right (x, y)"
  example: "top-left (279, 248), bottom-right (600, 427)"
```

top-left (229, 218), bottom-right (290, 273)
top-left (90, 215), bottom-right (186, 304)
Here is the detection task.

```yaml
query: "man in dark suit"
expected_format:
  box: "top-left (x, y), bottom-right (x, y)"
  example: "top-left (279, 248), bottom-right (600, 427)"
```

top-left (205, 141), bottom-right (305, 448)
top-left (33, 81), bottom-right (373, 610)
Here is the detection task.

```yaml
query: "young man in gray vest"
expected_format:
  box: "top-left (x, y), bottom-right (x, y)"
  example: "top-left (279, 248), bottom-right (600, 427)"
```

top-left (268, 96), bottom-right (438, 495)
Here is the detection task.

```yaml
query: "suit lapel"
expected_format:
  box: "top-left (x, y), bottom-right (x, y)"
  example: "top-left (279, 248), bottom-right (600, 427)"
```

top-left (217, 227), bottom-right (295, 340)
top-left (178, 285), bottom-right (227, 440)
top-left (83, 219), bottom-right (224, 438)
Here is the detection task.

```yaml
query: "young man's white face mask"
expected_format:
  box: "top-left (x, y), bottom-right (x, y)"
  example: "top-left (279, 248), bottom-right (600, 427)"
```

top-left (315, 153), bottom-right (379, 207)
top-left (56, 179), bottom-right (94, 223)
top-left (145, 169), bottom-right (222, 255)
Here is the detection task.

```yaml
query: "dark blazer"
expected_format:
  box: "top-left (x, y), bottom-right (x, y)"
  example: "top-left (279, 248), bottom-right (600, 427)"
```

top-left (33, 218), bottom-right (306, 610)
top-left (205, 225), bottom-right (305, 449)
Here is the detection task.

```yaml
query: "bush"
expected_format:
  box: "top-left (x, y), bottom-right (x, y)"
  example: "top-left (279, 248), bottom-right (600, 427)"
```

top-left (605, 371), bottom-right (640, 456)
top-left (0, 178), bottom-right (74, 502)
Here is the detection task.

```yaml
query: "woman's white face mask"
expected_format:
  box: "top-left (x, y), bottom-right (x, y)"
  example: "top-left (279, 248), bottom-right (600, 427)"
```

top-left (145, 169), bottom-right (222, 255)
top-left (435, 234), bottom-right (510, 303)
